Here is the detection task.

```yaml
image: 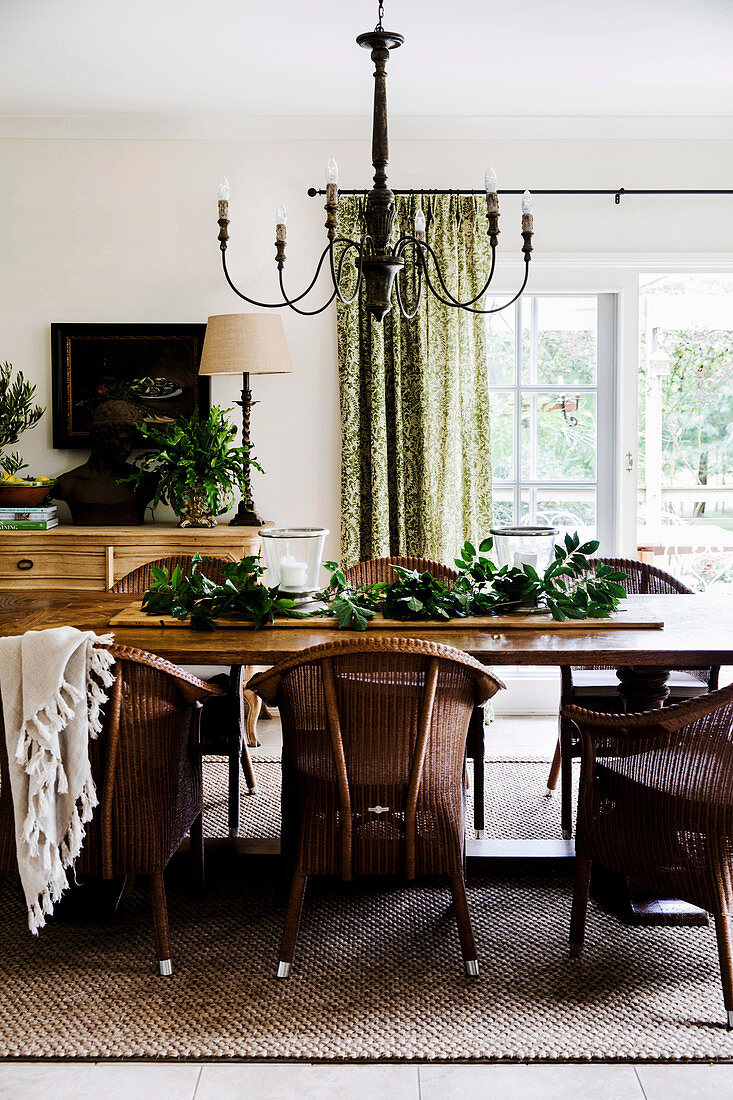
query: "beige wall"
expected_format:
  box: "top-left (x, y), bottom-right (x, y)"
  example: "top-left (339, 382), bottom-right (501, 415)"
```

top-left (2, 131), bottom-right (732, 558)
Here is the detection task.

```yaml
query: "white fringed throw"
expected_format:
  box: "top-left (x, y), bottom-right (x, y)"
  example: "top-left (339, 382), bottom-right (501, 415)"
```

top-left (0, 627), bottom-right (115, 933)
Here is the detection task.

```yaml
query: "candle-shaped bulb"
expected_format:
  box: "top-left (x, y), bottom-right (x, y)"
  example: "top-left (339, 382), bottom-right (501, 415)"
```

top-left (414, 207), bottom-right (426, 236)
top-left (326, 156), bottom-right (339, 185)
top-left (484, 166), bottom-right (498, 193)
top-left (218, 175), bottom-right (230, 201)
top-left (521, 189), bottom-right (533, 215)
top-left (276, 202), bottom-right (287, 226)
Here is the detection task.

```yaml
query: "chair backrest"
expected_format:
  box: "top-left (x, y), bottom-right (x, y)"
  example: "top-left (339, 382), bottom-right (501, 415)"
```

top-left (343, 556), bottom-right (459, 588)
top-left (589, 557), bottom-right (693, 595)
top-left (110, 555), bottom-right (232, 593)
top-left (250, 638), bottom-right (502, 879)
top-left (0, 643), bottom-right (223, 877)
top-left (565, 683), bottom-right (733, 850)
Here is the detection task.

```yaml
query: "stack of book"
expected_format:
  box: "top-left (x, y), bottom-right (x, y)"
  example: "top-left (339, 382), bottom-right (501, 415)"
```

top-left (0, 505), bottom-right (58, 530)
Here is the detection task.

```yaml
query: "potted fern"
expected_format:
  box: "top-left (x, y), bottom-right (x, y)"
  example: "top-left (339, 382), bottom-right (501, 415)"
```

top-left (126, 406), bottom-right (263, 527)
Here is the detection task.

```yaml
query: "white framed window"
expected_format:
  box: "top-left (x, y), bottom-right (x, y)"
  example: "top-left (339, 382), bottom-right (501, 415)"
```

top-left (487, 293), bottom-right (617, 553)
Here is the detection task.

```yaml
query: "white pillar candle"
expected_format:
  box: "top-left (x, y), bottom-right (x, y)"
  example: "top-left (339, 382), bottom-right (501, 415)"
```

top-left (514, 550), bottom-right (538, 569)
top-left (280, 554), bottom-right (308, 589)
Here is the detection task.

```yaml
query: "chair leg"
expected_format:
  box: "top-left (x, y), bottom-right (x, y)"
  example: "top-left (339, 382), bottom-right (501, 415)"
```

top-left (228, 750), bottom-right (241, 838)
top-left (149, 872), bottom-right (173, 977)
top-left (546, 738), bottom-right (561, 795)
top-left (190, 812), bottom-right (205, 891)
top-left (241, 739), bottom-right (258, 797)
top-left (569, 856), bottom-right (592, 957)
top-left (242, 683), bottom-right (262, 748)
top-left (559, 717), bottom-right (573, 839)
top-left (277, 872), bottom-right (308, 978)
top-left (449, 873), bottom-right (479, 977)
top-left (713, 913), bottom-right (733, 1029)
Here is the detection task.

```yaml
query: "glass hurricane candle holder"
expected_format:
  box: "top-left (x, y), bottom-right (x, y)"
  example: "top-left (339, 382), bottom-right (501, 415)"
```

top-left (259, 527), bottom-right (329, 605)
top-left (489, 526), bottom-right (558, 573)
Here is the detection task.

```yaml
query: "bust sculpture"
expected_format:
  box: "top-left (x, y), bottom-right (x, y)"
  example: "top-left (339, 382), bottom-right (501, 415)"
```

top-left (54, 399), bottom-right (158, 525)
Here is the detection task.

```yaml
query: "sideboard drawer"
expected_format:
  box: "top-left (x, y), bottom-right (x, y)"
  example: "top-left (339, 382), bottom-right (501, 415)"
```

top-left (0, 523), bottom-right (264, 590)
top-left (0, 547), bottom-right (108, 588)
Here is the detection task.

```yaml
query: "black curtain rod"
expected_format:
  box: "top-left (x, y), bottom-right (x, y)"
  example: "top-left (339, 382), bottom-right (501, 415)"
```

top-left (307, 187), bottom-right (733, 205)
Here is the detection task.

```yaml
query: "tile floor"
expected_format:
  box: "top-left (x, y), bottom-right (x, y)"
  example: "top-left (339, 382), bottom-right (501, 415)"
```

top-left (4, 717), bottom-right (733, 1098)
top-left (3, 1061), bottom-right (733, 1098)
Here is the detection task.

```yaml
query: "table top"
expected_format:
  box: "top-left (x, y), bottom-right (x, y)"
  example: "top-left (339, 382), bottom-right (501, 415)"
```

top-left (0, 590), bottom-right (730, 669)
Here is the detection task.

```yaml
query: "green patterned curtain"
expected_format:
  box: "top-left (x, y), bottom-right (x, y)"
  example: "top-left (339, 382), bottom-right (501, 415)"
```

top-left (337, 194), bottom-right (493, 566)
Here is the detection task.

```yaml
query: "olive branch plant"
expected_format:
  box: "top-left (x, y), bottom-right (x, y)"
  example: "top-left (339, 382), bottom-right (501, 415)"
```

top-left (0, 362), bottom-right (44, 476)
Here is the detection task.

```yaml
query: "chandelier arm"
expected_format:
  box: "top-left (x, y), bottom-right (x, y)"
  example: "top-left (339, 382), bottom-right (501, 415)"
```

top-left (278, 268), bottom-right (338, 316)
top-left (329, 239), bottom-right (366, 306)
top-left (418, 248), bottom-right (531, 315)
top-left (394, 241), bottom-right (423, 320)
top-left (395, 234), bottom-right (497, 307)
top-left (221, 244), bottom-right (334, 309)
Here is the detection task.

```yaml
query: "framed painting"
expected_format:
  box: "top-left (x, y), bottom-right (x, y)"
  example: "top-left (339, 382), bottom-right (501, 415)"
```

top-left (51, 322), bottom-right (210, 449)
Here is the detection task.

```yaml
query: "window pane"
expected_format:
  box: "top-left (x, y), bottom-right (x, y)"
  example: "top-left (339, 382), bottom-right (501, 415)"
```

top-left (485, 299), bottom-right (515, 386)
top-left (492, 489), bottom-right (514, 527)
top-left (521, 392), bottom-right (597, 481)
top-left (536, 296), bottom-right (597, 386)
top-left (489, 392), bottom-right (514, 480)
top-left (536, 492), bottom-right (597, 540)
top-left (520, 489), bottom-right (597, 540)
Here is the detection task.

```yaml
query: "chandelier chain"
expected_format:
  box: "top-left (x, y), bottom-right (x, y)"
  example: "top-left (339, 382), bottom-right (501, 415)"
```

top-left (375, 2), bottom-right (384, 31)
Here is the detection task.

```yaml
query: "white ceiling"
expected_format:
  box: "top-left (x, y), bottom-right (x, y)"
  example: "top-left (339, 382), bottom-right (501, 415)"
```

top-left (1, 0), bottom-right (732, 120)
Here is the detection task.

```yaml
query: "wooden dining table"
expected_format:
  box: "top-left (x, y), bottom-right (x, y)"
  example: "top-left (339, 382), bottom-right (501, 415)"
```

top-left (1, 587), bottom-right (731, 902)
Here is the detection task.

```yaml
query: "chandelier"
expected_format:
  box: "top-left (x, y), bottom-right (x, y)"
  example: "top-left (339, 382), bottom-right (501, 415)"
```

top-left (215, 2), bottom-right (534, 323)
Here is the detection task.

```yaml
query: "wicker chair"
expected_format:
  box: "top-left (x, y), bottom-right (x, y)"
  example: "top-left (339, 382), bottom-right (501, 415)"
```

top-left (250, 637), bottom-right (504, 979)
top-left (565, 684), bottom-right (733, 1029)
top-left (111, 555), bottom-right (260, 837)
top-left (342, 557), bottom-right (488, 837)
top-left (546, 557), bottom-right (719, 838)
top-left (0, 643), bottom-right (224, 975)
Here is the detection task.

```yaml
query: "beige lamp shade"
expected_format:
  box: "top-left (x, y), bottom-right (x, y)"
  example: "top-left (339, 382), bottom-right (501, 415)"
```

top-left (199, 314), bottom-right (293, 376)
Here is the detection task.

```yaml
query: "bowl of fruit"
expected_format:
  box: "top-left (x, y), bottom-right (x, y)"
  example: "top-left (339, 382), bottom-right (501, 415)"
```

top-left (0, 474), bottom-right (55, 506)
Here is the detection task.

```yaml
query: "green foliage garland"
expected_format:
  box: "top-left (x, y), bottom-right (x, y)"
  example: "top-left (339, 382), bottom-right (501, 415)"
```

top-left (141, 554), bottom-right (307, 631)
top-left (321, 533), bottom-right (628, 631)
top-left (139, 535), bottom-right (627, 632)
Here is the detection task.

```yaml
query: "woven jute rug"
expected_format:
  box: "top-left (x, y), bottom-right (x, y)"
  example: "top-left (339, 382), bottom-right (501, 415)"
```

top-left (1, 758), bottom-right (732, 1062)
top-left (205, 756), bottom-right (573, 841)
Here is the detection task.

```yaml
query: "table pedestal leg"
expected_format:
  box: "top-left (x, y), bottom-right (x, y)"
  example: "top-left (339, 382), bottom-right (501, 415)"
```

top-left (616, 666), bottom-right (670, 711)
top-left (609, 665), bottom-right (708, 926)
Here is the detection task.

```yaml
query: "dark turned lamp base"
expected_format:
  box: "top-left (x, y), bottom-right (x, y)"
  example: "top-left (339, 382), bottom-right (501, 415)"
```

top-left (230, 501), bottom-right (264, 528)
top-left (232, 369), bottom-right (264, 528)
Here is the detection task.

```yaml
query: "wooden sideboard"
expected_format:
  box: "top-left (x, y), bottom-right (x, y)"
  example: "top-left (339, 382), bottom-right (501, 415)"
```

top-left (0, 523), bottom-right (264, 590)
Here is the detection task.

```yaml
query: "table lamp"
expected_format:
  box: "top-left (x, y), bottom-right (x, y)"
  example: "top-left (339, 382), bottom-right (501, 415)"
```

top-left (199, 313), bottom-right (293, 526)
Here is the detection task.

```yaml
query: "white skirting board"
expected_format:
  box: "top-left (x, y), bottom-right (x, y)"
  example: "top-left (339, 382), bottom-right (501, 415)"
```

top-left (490, 667), bottom-right (561, 716)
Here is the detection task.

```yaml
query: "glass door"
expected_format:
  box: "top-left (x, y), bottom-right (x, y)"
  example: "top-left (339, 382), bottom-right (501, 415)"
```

top-left (488, 293), bottom-right (616, 551)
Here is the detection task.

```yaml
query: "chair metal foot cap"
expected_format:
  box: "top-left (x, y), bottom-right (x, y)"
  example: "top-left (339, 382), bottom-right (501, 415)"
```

top-left (728, 1010), bottom-right (733, 1030)
top-left (229, 827), bottom-right (239, 838)
top-left (248, 786), bottom-right (258, 796)
top-left (562, 829), bottom-right (571, 840)
top-left (475, 829), bottom-right (486, 841)
top-left (465, 959), bottom-right (480, 977)
top-left (569, 943), bottom-right (582, 958)
top-left (159, 959), bottom-right (173, 977)
top-left (276, 961), bottom-right (292, 979)
top-left (545, 787), bottom-right (555, 797)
